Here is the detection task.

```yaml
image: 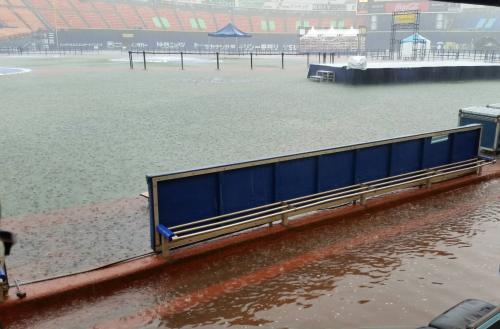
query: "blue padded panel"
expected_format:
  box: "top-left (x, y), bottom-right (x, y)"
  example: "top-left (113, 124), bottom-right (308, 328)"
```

top-left (460, 117), bottom-right (497, 149)
top-left (275, 158), bottom-right (317, 200)
top-left (219, 165), bottom-right (274, 214)
top-left (0, 268), bottom-right (5, 280)
top-left (318, 151), bottom-right (355, 191)
top-left (422, 137), bottom-right (451, 168)
top-left (451, 130), bottom-right (479, 162)
top-left (390, 140), bottom-right (423, 175)
top-left (355, 145), bottom-right (390, 183)
top-left (157, 174), bottom-right (218, 227)
top-left (148, 127), bottom-right (482, 249)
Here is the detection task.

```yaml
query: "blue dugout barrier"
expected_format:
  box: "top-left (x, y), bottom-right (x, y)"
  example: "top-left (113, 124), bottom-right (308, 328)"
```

top-left (146, 125), bottom-right (482, 251)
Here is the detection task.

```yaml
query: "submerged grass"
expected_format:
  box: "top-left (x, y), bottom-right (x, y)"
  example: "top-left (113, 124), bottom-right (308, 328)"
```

top-left (0, 53), bottom-right (499, 217)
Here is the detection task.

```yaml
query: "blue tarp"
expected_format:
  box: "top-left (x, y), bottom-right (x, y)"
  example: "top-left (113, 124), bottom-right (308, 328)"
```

top-left (208, 23), bottom-right (251, 38)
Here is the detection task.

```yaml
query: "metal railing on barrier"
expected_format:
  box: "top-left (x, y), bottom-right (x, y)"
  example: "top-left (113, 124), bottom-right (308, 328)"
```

top-left (147, 125), bottom-right (485, 256)
top-left (157, 157), bottom-right (493, 257)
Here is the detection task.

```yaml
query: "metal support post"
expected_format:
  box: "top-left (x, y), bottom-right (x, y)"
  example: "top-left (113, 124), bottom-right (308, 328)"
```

top-left (161, 236), bottom-right (170, 258)
top-left (281, 202), bottom-right (289, 226)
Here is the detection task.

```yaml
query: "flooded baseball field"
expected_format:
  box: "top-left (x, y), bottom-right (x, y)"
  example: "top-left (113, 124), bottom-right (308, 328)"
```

top-left (0, 53), bottom-right (498, 329)
top-left (4, 178), bottom-right (500, 329)
top-left (1, 53), bottom-right (500, 218)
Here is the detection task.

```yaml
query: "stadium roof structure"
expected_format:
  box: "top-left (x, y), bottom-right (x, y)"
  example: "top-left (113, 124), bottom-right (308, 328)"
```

top-left (208, 23), bottom-right (251, 38)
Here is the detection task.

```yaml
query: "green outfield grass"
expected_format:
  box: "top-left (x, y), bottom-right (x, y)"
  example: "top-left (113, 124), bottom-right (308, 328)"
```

top-left (1, 52), bottom-right (499, 217)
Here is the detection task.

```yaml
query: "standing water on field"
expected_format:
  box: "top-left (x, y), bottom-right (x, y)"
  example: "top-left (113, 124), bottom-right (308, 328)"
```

top-left (0, 54), bottom-right (500, 219)
top-left (4, 179), bottom-right (500, 329)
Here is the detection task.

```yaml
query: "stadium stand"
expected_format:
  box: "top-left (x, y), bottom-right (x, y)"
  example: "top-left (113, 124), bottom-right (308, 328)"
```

top-left (1, 0), bottom-right (500, 49)
top-left (250, 15), bottom-right (266, 33)
top-left (0, 6), bottom-right (28, 28)
top-left (176, 8), bottom-right (198, 31)
top-left (195, 10), bottom-right (216, 31)
top-left (93, 2), bottom-right (126, 29)
top-left (115, 3), bottom-right (143, 29)
top-left (272, 17), bottom-right (285, 33)
top-left (29, 0), bottom-right (49, 9)
top-left (213, 11), bottom-right (231, 29)
top-left (233, 15), bottom-right (254, 32)
top-left (7, 0), bottom-right (26, 7)
top-left (59, 8), bottom-right (88, 28)
top-left (135, 5), bottom-right (157, 29)
top-left (13, 7), bottom-right (45, 31)
top-left (155, 7), bottom-right (180, 30)
top-left (53, 0), bottom-right (73, 11)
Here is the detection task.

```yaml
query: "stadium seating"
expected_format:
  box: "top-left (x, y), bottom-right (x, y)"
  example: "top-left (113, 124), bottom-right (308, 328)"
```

top-left (115, 3), bottom-right (144, 29)
top-left (234, 14), bottom-right (252, 32)
top-left (29, 0), bottom-right (49, 9)
top-left (52, 0), bottom-right (72, 11)
top-left (13, 7), bottom-right (45, 31)
top-left (1, 0), bottom-right (499, 42)
top-left (195, 10), bottom-right (216, 31)
top-left (37, 9), bottom-right (66, 28)
top-left (59, 9), bottom-right (87, 28)
top-left (176, 9), bottom-right (199, 31)
top-left (93, 2), bottom-right (126, 29)
top-left (155, 7), bottom-right (180, 30)
top-left (7, 0), bottom-right (26, 7)
top-left (272, 17), bottom-right (285, 32)
top-left (250, 15), bottom-right (265, 33)
top-left (213, 12), bottom-right (230, 29)
top-left (0, 6), bottom-right (28, 28)
top-left (135, 6), bottom-right (157, 30)
top-left (73, 5), bottom-right (108, 29)
top-left (285, 16), bottom-right (296, 32)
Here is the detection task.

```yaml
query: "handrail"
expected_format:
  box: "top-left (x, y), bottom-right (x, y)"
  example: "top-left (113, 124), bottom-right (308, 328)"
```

top-left (166, 160), bottom-right (490, 250)
top-left (170, 159), bottom-right (488, 239)
top-left (169, 158), bottom-right (479, 231)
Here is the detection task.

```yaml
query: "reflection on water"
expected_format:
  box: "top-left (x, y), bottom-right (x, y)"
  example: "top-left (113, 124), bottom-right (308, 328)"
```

top-left (5, 180), bottom-right (500, 329)
top-left (160, 183), bottom-right (499, 329)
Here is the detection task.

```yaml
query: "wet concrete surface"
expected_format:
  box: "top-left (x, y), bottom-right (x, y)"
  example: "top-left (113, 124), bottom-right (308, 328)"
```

top-left (3, 179), bottom-right (499, 329)
top-left (1, 196), bottom-right (151, 282)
